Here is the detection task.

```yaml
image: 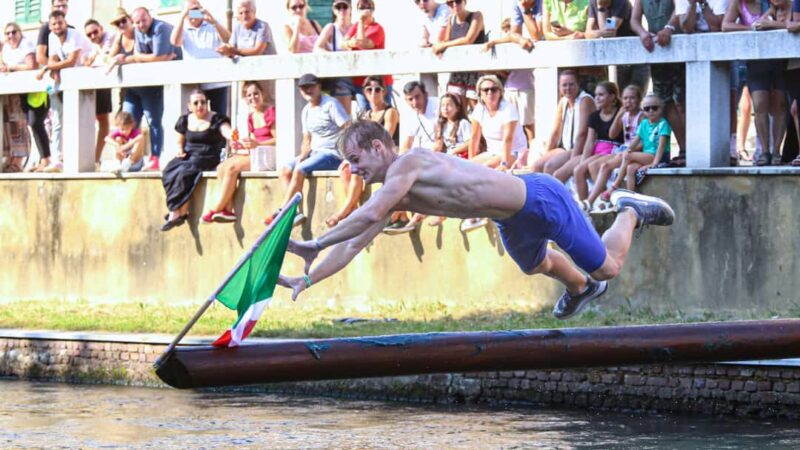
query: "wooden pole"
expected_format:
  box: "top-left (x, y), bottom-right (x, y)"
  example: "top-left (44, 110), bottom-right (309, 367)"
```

top-left (156, 319), bottom-right (800, 389)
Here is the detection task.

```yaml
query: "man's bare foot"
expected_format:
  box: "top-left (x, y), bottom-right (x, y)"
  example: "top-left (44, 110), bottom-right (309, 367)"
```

top-left (408, 213), bottom-right (425, 226)
top-left (428, 216), bottom-right (446, 226)
top-left (325, 211), bottom-right (347, 228)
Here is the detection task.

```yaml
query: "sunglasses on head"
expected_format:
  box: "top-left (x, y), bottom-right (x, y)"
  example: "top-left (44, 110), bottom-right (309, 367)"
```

top-left (291, 3), bottom-right (306, 10)
top-left (446, 0), bottom-right (464, 6)
top-left (481, 86), bottom-right (500, 94)
top-left (642, 105), bottom-right (660, 112)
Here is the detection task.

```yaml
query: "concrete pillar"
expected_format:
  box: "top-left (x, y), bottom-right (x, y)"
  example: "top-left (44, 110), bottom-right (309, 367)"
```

top-left (61, 89), bottom-right (96, 173)
top-left (275, 78), bottom-right (303, 169)
top-left (685, 61), bottom-right (730, 168)
top-left (533, 67), bottom-right (559, 156)
top-left (163, 83), bottom-right (191, 165)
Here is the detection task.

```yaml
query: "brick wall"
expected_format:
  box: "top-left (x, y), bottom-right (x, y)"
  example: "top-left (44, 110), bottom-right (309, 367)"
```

top-left (1, 337), bottom-right (798, 418)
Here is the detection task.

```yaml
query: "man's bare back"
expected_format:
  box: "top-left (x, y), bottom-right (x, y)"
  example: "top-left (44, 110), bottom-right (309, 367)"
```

top-left (386, 149), bottom-right (527, 220)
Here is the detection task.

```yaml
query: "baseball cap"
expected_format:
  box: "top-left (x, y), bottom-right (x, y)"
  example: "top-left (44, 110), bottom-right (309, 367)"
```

top-left (298, 73), bottom-right (320, 87)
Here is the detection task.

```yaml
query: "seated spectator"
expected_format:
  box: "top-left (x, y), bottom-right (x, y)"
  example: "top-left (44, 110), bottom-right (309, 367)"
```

top-left (326, 76), bottom-right (398, 228)
top-left (632, 0), bottom-right (686, 163)
top-left (427, 92), bottom-right (471, 227)
top-left (202, 81), bottom-right (276, 224)
top-left (572, 81), bottom-right (623, 209)
top-left (314, 0), bottom-right (356, 115)
top-left (484, 17), bottom-right (538, 144)
top-left (585, 84), bottom-right (644, 209)
top-left (341, 0), bottom-right (393, 112)
top-left (218, 0), bottom-right (277, 57)
top-left (161, 89), bottom-right (236, 232)
top-left (531, 70), bottom-right (594, 178)
top-left (284, 0), bottom-right (321, 53)
top-left (1, 22), bottom-right (47, 172)
top-left (84, 19), bottom-right (115, 166)
top-left (433, 0), bottom-right (486, 111)
top-left (723, 0), bottom-right (790, 165)
top-left (468, 75), bottom-right (528, 169)
top-left (107, 8), bottom-right (135, 73)
top-left (543, 0), bottom-right (589, 40)
top-left (105, 111), bottom-right (145, 173)
top-left (268, 74), bottom-right (350, 227)
top-left (789, 7), bottom-right (800, 165)
top-left (171, 0), bottom-right (231, 116)
top-left (606, 94), bottom-right (670, 193)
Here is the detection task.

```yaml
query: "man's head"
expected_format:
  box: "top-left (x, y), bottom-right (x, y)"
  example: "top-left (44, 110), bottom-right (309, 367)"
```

top-left (414, 0), bottom-right (434, 13)
top-left (84, 19), bottom-right (104, 44)
top-left (236, 0), bottom-right (257, 27)
top-left (403, 81), bottom-right (428, 113)
top-left (132, 7), bottom-right (153, 34)
top-left (185, 0), bottom-right (205, 28)
top-left (51, 0), bottom-right (68, 15)
top-left (356, 0), bottom-right (375, 19)
top-left (338, 120), bottom-right (396, 183)
top-left (518, 0), bottom-right (536, 7)
top-left (298, 73), bottom-right (322, 103)
top-left (49, 10), bottom-right (67, 37)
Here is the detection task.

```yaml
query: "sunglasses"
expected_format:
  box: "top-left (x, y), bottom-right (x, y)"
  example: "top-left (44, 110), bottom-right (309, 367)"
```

top-left (642, 105), bottom-right (660, 112)
top-left (291, 3), bottom-right (306, 10)
top-left (481, 86), bottom-right (500, 94)
top-left (335, 3), bottom-right (350, 10)
top-left (446, 0), bottom-right (464, 6)
top-left (414, 0), bottom-right (429, 3)
top-left (365, 86), bottom-right (384, 93)
top-left (116, 18), bottom-right (129, 26)
top-left (5, 30), bottom-right (19, 36)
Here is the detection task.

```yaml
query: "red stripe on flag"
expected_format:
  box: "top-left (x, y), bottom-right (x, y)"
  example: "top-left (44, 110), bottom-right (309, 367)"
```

top-left (212, 330), bottom-right (232, 348)
top-left (240, 320), bottom-right (259, 342)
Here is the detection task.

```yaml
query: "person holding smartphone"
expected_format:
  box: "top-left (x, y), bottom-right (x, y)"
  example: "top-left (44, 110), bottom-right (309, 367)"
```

top-left (585, 0), bottom-right (633, 38)
top-left (542, 0), bottom-right (590, 40)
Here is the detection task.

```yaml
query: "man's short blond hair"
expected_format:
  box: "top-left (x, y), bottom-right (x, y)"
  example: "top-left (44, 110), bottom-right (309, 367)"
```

top-left (337, 120), bottom-right (395, 158)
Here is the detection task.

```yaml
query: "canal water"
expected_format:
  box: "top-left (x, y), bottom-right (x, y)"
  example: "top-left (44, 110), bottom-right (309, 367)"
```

top-left (2, 380), bottom-right (799, 449)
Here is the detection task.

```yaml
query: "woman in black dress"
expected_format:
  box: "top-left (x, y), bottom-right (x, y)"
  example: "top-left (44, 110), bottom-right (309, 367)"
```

top-left (161, 89), bottom-right (237, 231)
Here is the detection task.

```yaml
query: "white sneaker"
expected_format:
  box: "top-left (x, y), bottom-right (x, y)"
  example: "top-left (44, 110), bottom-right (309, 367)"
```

top-left (120, 158), bottom-right (132, 173)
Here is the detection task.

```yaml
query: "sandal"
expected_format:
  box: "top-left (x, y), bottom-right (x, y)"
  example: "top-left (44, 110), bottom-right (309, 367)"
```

top-left (755, 152), bottom-right (771, 167)
top-left (771, 152), bottom-right (783, 166)
top-left (790, 156), bottom-right (800, 167)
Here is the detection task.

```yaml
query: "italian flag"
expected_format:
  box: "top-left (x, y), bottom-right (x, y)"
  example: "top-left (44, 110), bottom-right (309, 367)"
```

top-left (212, 201), bottom-right (297, 347)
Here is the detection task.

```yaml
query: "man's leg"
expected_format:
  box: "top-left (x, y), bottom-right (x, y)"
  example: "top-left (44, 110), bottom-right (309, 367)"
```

top-left (590, 209), bottom-right (638, 281)
top-left (531, 249), bottom-right (590, 295)
top-left (48, 92), bottom-right (63, 166)
top-left (141, 86), bottom-right (164, 159)
top-left (95, 113), bottom-right (109, 164)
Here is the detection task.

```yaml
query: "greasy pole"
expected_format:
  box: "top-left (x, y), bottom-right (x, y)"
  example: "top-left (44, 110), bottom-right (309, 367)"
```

top-left (155, 320), bottom-right (800, 389)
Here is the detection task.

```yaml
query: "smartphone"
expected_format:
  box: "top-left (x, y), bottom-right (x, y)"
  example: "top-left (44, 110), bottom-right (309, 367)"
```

top-left (188, 9), bottom-right (204, 19)
top-left (605, 17), bottom-right (617, 29)
top-left (550, 19), bottom-right (561, 28)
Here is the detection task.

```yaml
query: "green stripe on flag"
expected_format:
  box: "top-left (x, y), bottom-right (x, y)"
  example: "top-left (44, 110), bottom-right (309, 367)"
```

top-left (216, 202), bottom-right (298, 327)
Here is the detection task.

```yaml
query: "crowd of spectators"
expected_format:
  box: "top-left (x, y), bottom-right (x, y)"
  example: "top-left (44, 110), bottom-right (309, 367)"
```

top-left (3, 0), bottom-right (800, 230)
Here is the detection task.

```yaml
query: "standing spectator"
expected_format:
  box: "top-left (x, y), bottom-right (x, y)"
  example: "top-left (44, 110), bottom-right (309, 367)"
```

top-left (341, 0), bottom-right (394, 112)
top-left (631, 0), bottom-right (686, 163)
top-left (722, 0), bottom-right (790, 165)
top-left (531, 70), bottom-right (594, 178)
top-left (327, 76), bottom-right (399, 228)
top-left (202, 81), bottom-right (276, 223)
top-left (543, 0), bottom-right (589, 40)
top-left (269, 74), bottom-right (349, 226)
top-left (468, 75), bottom-right (528, 170)
top-left (284, 0), bottom-right (322, 54)
top-left (218, 0), bottom-right (277, 57)
top-left (585, 0), bottom-right (648, 92)
top-left (171, 0), bottom-right (231, 116)
top-left (433, 0), bottom-right (486, 111)
top-left (788, 4), bottom-right (800, 165)
top-left (572, 81), bottom-right (623, 208)
top-left (161, 89), bottom-right (236, 232)
top-left (84, 19), bottom-right (114, 166)
top-left (417, 0), bottom-right (451, 47)
top-left (314, 0), bottom-right (356, 115)
top-left (121, 7), bottom-right (181, 172)
top-left (35, 10), bottom-right (92, 173)
top-left (509, 0), bottom-right (545, 45)
top-left (1, 22), bottom-right (49, 172)
top-left (35, 0), bottom-right (70, 172)
top-left (107, 8), bottom-right (135, 73)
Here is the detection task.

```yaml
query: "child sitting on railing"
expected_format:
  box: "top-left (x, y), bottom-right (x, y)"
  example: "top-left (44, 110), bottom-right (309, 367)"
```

top-left (104, 111), bottom-right (144, 173)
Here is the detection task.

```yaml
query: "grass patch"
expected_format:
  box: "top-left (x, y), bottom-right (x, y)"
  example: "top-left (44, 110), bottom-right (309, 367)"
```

top-left (0, 298), bottom-right (788, 339)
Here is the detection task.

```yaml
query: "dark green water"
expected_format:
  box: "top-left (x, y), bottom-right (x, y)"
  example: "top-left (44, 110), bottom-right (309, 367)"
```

top-left (1, 380), bottom-right (799, 449)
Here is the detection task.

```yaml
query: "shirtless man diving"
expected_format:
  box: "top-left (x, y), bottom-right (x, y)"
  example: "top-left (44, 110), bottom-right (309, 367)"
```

top-left (278, 120), bottom-right (674, 319)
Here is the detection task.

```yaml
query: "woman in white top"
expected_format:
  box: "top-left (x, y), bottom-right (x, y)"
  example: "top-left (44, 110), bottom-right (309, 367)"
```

top-left (468, 75), bottom-right (528, 170)
top-left (314, 0), bottom-right (355, 115)
top-left (531, 70), bottom-right (595, 180)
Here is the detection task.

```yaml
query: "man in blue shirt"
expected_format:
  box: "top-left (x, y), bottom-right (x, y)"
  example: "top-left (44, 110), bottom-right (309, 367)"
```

top-left (121, 7), bottom-right (182, 171)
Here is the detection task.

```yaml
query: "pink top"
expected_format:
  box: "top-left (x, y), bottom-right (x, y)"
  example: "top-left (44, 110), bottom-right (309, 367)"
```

top-left (247, 106), bottom-right (276, 143)
top-left (111, 127), bottom-right (141, 143)
top-left (739, 1), bottom-right (764, 26)
top-left (622, 111), bottom-right (643, 146)
top-left (296, 33), bottom-right (317, 53)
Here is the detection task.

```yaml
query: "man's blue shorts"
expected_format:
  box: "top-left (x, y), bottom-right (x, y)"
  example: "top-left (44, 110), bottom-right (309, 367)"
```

top-left (493, 173), bottom-right (607, 274)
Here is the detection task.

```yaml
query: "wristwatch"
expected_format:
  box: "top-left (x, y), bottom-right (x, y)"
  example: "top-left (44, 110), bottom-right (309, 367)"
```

top-left (664, 24), bottom-right (676, 32)
top-left (524, 6), bottom-right (536, 15)
top-left (501, 161), bottom-right (509, 168)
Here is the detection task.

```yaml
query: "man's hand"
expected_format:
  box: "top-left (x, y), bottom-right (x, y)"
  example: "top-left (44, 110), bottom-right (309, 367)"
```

top-left (277, 275), bottom-right (307, 301)
top-left (286, 239), bottom-right (320, 274)
top-left (639, 33), bottom-right (655, 52)
top-left (482, 41), bottom-right (496, 52)
top-left (35, 67), bottom-right (47, 80)
top-left (656, 28), bottom-right (672, 46)
top-left (432, 41), bottom-right (447, 56)
top-left (217, 43), bottom-right (236, 57)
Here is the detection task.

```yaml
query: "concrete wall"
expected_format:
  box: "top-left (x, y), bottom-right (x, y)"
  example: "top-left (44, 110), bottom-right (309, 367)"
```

top-left (1, 171), bottom-right (799, 314)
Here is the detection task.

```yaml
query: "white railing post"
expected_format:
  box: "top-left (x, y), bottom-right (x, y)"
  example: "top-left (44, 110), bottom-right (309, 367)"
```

top-left (685, 61), bottom-right (730, 168)
top-left (0, 96), bottom-right (5, 172)
top-left (534, 67), bottom-right (559, 153)
top-left (62, 89), bottom-right (96, 173)
top-left (275, 78), bottom-right (303, 169)
top-left (163, 84), bottom-right (191, 164)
